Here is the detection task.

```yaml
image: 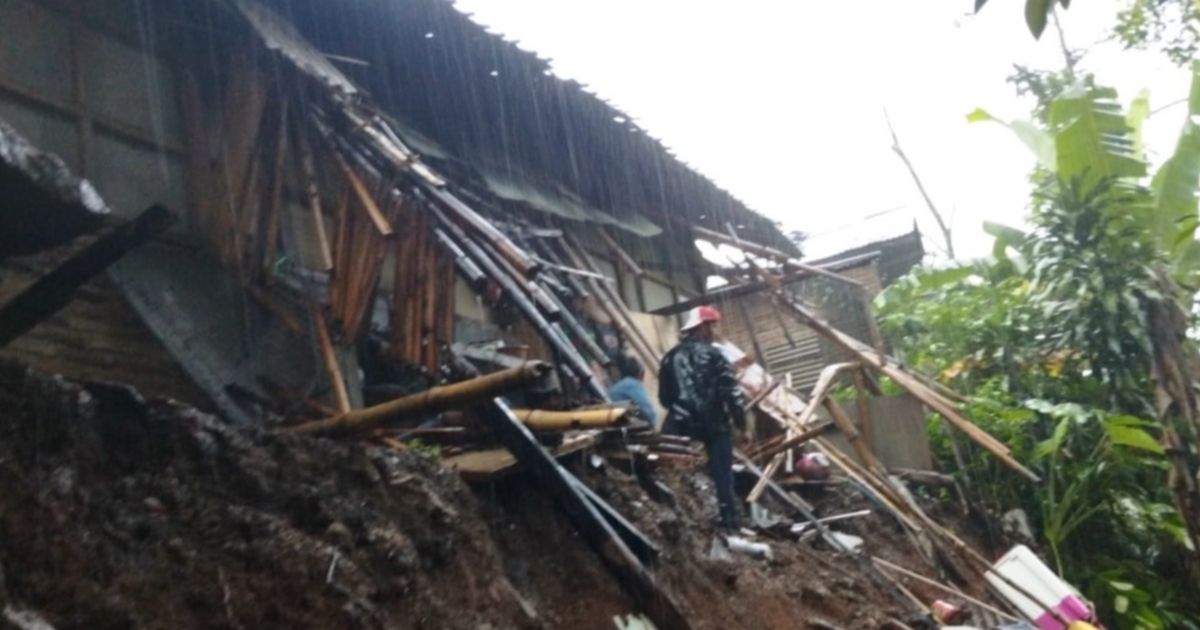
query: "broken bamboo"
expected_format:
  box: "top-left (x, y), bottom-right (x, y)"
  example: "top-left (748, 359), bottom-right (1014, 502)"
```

top-left (430, 203), bottom-right (607, 400)
top-left (775, 297), bottom-right (1041, 482)
top-left (872, 557), bottom-right (1021, 623)
top-left (559, 235), bottom-right (659, 369)
top-left (284, 362), bottom-right (551, 437)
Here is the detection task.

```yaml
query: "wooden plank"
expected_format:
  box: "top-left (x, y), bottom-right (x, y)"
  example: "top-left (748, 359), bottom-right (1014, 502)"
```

top-left (442, 433), bottom-right (598, 482)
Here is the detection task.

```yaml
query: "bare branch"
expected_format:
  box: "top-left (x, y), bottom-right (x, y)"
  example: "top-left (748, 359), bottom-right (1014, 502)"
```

top-left (884, 111), bottom-right (955, 260)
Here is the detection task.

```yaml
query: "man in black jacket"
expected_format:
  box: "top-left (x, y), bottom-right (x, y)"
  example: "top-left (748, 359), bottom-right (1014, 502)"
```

top-left (659, 306), bottom-right (747, 531)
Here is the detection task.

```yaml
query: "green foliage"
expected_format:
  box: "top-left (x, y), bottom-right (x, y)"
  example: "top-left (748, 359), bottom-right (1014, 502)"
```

top-left (1049, 89), bottom-right (1148, 183)
top-left (404, 438), bottom-right (442, 459)
top-left (1149, 62), bottom-right (1200, 286)
top-left (977, 0), bottom-right (1200, 65)
top-left (968, 108), bottom-right (1056, 170)
top-left (1115, 0), bottom-right (1200, 66)
top-left (1008, 66), bottom-right (1094, 124)
top-left (882, 70), bottom-right (1200, 627)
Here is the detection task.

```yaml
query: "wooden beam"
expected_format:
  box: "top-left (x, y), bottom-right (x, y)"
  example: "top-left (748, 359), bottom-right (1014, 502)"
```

top-left (0, 205), bottom-right (173, 348)
top-left (745, 362), bottom-right (856, 502)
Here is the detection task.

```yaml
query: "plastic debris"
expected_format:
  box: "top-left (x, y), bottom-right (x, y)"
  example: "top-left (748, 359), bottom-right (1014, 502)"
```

top-left (725, 535), bottom-right (773, 560)
top-left (828, 531), bottom-right (864, 553)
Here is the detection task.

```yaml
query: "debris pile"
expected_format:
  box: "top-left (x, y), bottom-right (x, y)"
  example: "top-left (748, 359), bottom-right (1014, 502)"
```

top-left (0, 360), bottom-right (959, 629)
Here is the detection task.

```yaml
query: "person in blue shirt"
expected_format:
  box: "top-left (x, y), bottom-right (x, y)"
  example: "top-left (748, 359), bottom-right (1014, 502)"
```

top-left (608, 354), bottom-right (656, 425)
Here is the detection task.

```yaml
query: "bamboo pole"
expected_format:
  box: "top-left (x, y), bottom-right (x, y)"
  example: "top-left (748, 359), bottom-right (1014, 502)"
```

top-left (512, 407), bottom-right (629, 431)
top-left (744, 379), bottom-right (783, 411)
top-left (693, 224), bottom-right (862, 289)
top-left (294, 114), bottom-right (333, 271)
top-left (559, 235), bottom-right (659, 368)
top-left (432, 205), bottom-right (607, 400)
top-left (747, 453), bottom-right (785, 503)
top-left (334, 152), bottom-right (393, 236)
top-left (853, 368), bottom-right (875, 446)
top-left (598, 228), bottom-right (644, 277)
top-left (310, 303), bottom-right (351, 413)
top-left (872, 557), bottom-right (1021, 623)
top-left (775, 297), bottom-right (1041, 482)
top-left (422, 185), bottom-right (539, 277)
top-left (751, 421), bottom-right (834, 461)
top-left (813, 439), bottom-right (924, 533)
top-left (823, 397), bottom-right (887, 477)
top-left (284, 362), bottom-right (551, 437)
top-left (260, 99), bottom-right (288, 281)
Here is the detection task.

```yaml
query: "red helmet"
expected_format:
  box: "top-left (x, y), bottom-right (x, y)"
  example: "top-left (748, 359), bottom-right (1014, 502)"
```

top-left (680, 305), bottom-right (721, 332)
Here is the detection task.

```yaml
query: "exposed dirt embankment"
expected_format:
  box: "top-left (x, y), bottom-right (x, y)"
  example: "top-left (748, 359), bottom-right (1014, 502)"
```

top-left (0, 361), bottom-right (923, 629)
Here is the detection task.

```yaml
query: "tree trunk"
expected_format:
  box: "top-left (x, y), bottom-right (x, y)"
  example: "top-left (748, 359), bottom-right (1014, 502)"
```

top-left (1144, 267), bottom-right (1200, 588)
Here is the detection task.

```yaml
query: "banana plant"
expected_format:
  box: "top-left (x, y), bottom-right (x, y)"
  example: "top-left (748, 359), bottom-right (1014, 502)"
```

top-left (971, 61), bottom-right (1200, 291)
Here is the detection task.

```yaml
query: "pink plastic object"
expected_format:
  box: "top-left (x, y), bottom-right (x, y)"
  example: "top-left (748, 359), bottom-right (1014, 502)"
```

top-left (1033, 595), bottom-right (1092, 630)
top-left (931, 599), bottom-right (964, 623)
top-left (797, 453), bottom-right (831, 481)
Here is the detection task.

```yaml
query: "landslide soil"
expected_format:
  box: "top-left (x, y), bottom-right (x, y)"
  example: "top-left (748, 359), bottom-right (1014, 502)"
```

top-left (0, 361), bottom-right (939, 629)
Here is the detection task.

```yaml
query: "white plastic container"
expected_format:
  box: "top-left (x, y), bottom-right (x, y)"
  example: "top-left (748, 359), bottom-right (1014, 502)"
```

top-left (985, 545), bottom-right (1097, 630)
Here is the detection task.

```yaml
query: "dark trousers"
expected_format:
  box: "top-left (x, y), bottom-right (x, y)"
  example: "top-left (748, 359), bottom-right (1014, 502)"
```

top-left (663, 415), bottom-right (739, 529)
top-left (701, 430), bottom-right (738, 530)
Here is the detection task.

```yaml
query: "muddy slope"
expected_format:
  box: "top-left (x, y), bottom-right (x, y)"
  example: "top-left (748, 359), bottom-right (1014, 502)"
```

top-left (0, 361), bottom-right (924, 629)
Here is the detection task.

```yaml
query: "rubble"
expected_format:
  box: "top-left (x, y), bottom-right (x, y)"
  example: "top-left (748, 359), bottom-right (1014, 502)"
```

top-left (0, 359), bottom-right (949, 629)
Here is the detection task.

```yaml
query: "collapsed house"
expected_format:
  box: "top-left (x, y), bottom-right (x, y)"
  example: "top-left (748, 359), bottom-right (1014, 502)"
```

top-left (0, 1), bottom-right (1100, 629)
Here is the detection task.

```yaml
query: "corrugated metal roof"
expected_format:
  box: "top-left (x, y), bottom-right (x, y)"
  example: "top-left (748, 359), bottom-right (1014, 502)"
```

top-left (250, 0), bottom-right (791, 251)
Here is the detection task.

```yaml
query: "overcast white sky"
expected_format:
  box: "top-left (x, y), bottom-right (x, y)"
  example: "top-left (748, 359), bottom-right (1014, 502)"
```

top-left (453, 0), bottom-right (1192, 261)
